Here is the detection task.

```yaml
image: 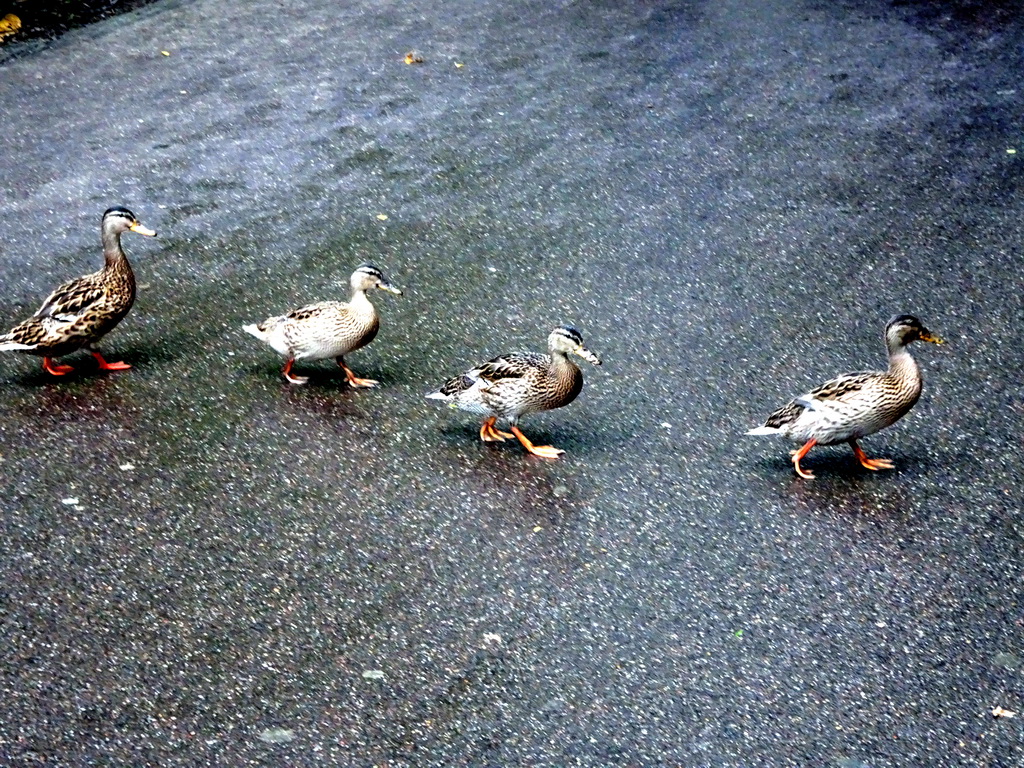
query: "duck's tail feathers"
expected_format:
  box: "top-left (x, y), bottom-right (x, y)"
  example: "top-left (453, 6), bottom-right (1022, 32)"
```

top-left (0, 338), bottom-right (35, 352)
top-left (746, 426), bottom-right (779, 436)
top-left (242, 323), bottom-right (267, 340)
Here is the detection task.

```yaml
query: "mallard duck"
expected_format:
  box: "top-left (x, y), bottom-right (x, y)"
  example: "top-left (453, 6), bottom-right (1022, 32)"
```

top-left (427, 325), bottom-right (602, 459)
top-left (243, 263), bottom-right (402, 386)
top-left (747, 314), bottom-right (945, 479)
top-left (0, 207), bottom-right (157, 376)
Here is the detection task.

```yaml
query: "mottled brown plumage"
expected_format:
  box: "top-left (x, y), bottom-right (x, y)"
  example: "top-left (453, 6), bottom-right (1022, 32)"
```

top-left (243, 264), bottom-right (402, 386)
top-left (427, 326), bottom-right (602, 459)
top-left (0, 207), bottom-right (156, 375)
top-left (747, 314), bottom-right (945, 479)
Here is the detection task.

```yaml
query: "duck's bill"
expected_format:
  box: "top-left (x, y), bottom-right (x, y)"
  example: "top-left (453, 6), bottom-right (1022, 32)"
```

top-left (379, 282), bottom-right (403, 295)
top-left (130, 223), bottom-right (158, 237)
top-left (920, 330), bottom-right (945, 344)
top-left (575, 346), bottom-right (602, 365)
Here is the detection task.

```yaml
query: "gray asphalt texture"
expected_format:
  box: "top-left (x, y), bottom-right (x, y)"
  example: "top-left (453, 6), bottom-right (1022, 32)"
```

top-left (1, 0), bottom-right (1023, 765)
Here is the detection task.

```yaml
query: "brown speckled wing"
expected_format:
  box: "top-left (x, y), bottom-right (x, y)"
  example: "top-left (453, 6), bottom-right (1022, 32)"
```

top-left (806, 372), bottom-right (874, 401)
top-left (763, 372), bottom-right (876, 428)
top-left (476, 352), bottom-right (545, 382)
top-left (763, 399), bottom-right (805, 429)
top-left (435, 352), bottom-right (542, 398)
top-left (284, 303), bottom-right (331, 323)
top-left (436, 373), bottom-right (477, 397)
top-left (5, 318), bottom-right (51, 347)
top-left (34, 273), bottom-right (105, 320)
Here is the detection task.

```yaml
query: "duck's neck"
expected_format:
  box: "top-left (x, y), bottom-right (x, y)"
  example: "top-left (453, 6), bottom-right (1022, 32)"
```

top-left (348, 287), bottom-right (375, 315)
top-left (102, 227), bottom-right (130, 271)
top-left (886, 343), bottom-right (922, 389)
top-left (550, 350), bottom-right (585, 404)
top-left (549, 350), bottom-right (578, 376)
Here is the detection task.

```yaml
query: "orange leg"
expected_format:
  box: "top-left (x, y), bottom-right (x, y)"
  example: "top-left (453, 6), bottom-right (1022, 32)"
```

top-left (791, 438), bottom-right (817, 479)
top-left (850, 440), bottom-right (895, 471)
top-left (479, 416), bottom-right (514, 442)
top-left (282, 358), bottom-right (309, 385)
top-left (91, 351), bottom-right (131, 371)
top-left (510, 425), bottom-right (564, 459)
top-left (337, 358), bottom-right (379, 388)
top-left (42, 357), bottom-right (74, 376)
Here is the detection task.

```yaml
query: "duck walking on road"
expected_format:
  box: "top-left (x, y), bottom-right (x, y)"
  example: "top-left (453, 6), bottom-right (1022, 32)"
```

top-left (747, 314), bottom-right (945, 479)
top-left (427, 326), bottom-right (602, 459)
top-left (0, 207), bottom-right (157, 376)
top-left (244, 263), bottom-right (402, 386)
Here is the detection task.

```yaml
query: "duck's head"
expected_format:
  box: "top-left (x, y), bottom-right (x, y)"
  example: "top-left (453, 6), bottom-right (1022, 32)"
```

top-left (351, 263), bottom-right (403, 295)
top-left (886, 314), bottom-right (944, 347)
top-left (549, 325), bottom-right (602, 365)
top-left (102, 207), bottom-right (157, 237)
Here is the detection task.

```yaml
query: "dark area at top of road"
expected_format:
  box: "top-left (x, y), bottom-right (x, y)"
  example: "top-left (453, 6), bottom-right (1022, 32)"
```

top-left (0, 0), bottom-right (156, 51)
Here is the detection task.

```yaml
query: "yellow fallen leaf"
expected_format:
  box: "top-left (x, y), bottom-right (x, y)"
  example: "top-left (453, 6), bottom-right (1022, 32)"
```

top-left (455, 62), bottom-right (465, 69)
top-left (375, 213), bottom-right (388, 221)
top-left (0, 13), bottom-right (21, 42)
top-left (533, 526), bottom-right (543, 532)
top-left (404, 51), bottom-right (424, 64)
top-left (161, 50), bottom-right (171, 56)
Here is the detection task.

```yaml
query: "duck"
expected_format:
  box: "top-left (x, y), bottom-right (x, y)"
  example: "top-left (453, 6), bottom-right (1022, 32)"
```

top-left (427, 325), bottom-right (602, 459)
top-left (0, 207), bottom-right (157, 376)
top-left (243, 263), bottom-right (402, 386)
top-left (747, 314), bottom-right (945, 479)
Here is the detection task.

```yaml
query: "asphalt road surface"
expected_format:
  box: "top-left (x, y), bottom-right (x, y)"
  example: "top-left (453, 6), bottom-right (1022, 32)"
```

top-left (0, 0), bottom-right (1022, 765)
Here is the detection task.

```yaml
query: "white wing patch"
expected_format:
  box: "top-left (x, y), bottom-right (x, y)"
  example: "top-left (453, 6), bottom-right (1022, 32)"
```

top-left (795, 393), bottom-right (849, 427)
top-left (41, 313), bottom-right (84, 329)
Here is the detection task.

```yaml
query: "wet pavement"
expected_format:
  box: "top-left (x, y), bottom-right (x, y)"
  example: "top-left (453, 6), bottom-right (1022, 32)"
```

top-left (1, 0), bottom-right (1023, 764)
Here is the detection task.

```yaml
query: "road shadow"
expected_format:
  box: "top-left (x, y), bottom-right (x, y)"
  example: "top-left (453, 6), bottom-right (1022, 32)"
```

top-left (0, 0), bottom-right (159, 60)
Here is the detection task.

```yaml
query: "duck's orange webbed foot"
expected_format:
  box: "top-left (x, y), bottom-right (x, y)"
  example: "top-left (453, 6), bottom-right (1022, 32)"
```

top-left (479, 417), bottom-right (514, 442)
top-left (791, 438), bottom-right (817, 479)
top-left (338, 359), bottom-right (379, 388)
top-left (510, 426), bottom-right (565, 459)
top-left (850, 441), bottom-right (895, 472)
top-left (42, 357), bottom-right (74, 376)
top-left (282, 358), bottom-right (309, 385)
top-left (91, 352), bottom-right (131, 371)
